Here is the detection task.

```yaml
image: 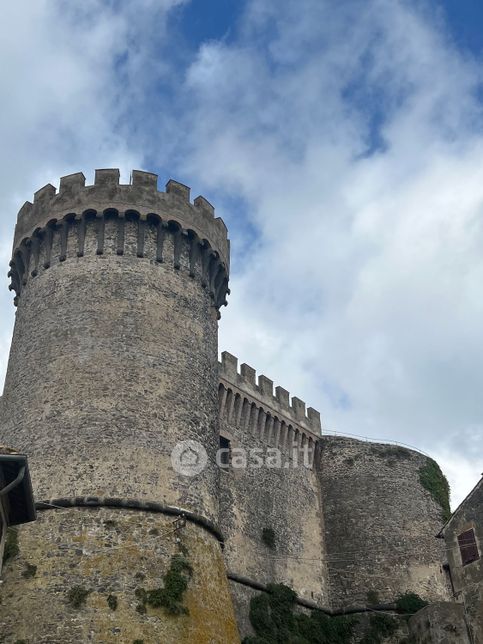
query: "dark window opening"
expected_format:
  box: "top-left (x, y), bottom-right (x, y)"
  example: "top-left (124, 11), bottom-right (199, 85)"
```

top-left (219, 435), bottom-right (231, 468)
top-left (458, 528), bottom-right (479, 566)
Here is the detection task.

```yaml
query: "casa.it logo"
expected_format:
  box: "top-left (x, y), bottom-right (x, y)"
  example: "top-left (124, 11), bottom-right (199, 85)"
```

top-left (171, 440), bottom-right (208, 477)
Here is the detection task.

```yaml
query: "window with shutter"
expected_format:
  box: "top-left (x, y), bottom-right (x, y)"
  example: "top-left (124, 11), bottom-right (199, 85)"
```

top-left (458, 528), bottom-right (479, 566)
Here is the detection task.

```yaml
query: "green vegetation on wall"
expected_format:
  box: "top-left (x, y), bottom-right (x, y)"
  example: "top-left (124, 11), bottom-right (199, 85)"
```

top-left (243, 584), bottom-right (420, 643)
top-left (3, 527), bottom-right (19, 563)
top-left (67, 586), bottom-right (91, 609)
top-left (135, 553), bottom-right (193, 616)
top-left (396, 592), bottom-right (428, 614)
top-left (21, 563), bottom-right (37, 579)
top-left (359, 614), bottom-right (398, 644)
top-left (107, 594), bottom-right (118, 611)
top-left (419, 458), bottom-right (451, 522)
top-left (366, 590), bottom-right (379, 605)
top-left (243, 583), bottom-right (355, 644)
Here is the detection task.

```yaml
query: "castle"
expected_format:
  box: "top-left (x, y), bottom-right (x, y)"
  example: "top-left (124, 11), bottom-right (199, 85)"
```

top-left (0, 170), bottom-right (474, 642)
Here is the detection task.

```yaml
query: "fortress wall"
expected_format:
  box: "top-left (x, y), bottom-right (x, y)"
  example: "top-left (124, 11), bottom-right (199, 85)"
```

top-left (319, 436), bottom-right (450, 608)
top-left (218, 352), bottom-right (329, 609)
top-left (2, 171), bottom-right (229, 520)
top-left (0, 508), bottom-right (239, 644)
top-left (0, 171), bottom-right (238, 642)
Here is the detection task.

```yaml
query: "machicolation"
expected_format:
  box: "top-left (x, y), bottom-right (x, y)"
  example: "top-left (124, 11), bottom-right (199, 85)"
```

top-left (9, 169), bottom-right (229, 312)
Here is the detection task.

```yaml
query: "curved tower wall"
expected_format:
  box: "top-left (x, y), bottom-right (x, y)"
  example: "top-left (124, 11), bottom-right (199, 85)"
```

top-left (3, 169), bottom-right (229, 519)
top-left (0, 170), bottom-right (239, 643)
top-left (319, 436), bottom-right (450, 609)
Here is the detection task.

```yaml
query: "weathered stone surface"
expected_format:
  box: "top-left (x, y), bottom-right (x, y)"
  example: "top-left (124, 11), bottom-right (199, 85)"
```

top-left (0, 509), bottom-right (239, 643)
top-left (0, 171), bottom-right (237, 642)
top-left (408, 602), bottom-right (471, 643)
top-left (319, 436), bottom-right (450, 608)
top-left (227, 580), bottom-right (258, 640)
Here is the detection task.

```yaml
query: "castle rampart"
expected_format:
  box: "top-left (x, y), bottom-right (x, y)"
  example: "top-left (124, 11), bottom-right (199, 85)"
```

top-left (319, 436), bottom-right (450, 609)
top-left (219, 351), bottom-right (320, 463)
top-left (218, 353), bottom-right (329, 624)
top-left (218, 353), bottom-right (450, 631)
top-left (9, 170), bottom-right (229, 311)
top-left (0, 171), bottom-right (239, 642)
top-left (0, 169), bottom-right (455, 642)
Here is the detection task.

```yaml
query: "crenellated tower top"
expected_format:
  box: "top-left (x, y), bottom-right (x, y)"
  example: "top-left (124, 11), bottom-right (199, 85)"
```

top-left (9, 169), bottom-right (230, 312)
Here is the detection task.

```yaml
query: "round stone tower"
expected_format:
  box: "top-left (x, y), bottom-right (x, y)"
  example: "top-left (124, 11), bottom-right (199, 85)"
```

top-left (0, 170), bottom-right (239, 643)
top-left (319, 436), bottom-right (450, 610)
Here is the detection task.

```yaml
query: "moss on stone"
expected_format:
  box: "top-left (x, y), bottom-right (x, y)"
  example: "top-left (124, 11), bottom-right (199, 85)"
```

top-left (359, 614), bottom-right (399, 644)
top-left (21, 563), bottom-right (37, 579)
top-left (135, 554), bottom-right (193, 616)
top-left (419, 459), bottom-right (451, 521)
top-left (67, 585), bottom-right (91, 609)
top-left (3, 527), bottom-right (19, 563)
top-left (261, 527), bottom-right (276, 550)
top-left (379, 445), bottom-right (410, 460)
top-left (396, 592), bottom-right (428, 614)
top-left (135, 602), bottom-right (147, 614)
top-left (366, 590), bottom-right (380, 605)
top-left (107, 594), bottom-right (118, 611)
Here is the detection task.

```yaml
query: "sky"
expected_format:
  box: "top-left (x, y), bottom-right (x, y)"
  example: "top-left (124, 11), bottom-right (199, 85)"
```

top-left (1, 0), bottom-right (483, 507)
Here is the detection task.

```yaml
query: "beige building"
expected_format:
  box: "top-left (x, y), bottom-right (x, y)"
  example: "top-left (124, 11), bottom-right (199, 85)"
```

top-left (439, 476), bottom-right (483, 643)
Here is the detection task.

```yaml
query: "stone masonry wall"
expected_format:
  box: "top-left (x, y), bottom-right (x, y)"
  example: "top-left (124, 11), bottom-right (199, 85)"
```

top-left (408, 602), bottom-right (471, 643)
top-left (0, 508), bottom-right (239, 643)
top-left (218, 352), bottom-right (329, 613)
top-left (319, 436), bottom-right (450, 609)
top-left (2, 170), bottom-right (229, 521)
top-left (0, 171), bottom-right (238, 642)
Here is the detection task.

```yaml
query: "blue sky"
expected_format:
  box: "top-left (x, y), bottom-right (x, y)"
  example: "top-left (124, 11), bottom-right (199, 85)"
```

top-left (1, 0), bottom-right (483, 505)
top-left (441, 0), bottom-right (483, 54)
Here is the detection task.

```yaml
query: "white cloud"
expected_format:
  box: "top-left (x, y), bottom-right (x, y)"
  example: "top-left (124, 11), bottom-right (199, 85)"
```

top-left (0, 0), bottom-right (185, 386)
top-left (174, 0), bottom-right (483, 506)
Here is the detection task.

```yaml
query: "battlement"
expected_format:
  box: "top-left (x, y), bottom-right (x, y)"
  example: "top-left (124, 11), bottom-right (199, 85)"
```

top-left (8, 170), bottom-right (230, 312)
top-left (219, 351), bottom-right (321, 436)
top-left (14, 169), bottom-right (229, 268)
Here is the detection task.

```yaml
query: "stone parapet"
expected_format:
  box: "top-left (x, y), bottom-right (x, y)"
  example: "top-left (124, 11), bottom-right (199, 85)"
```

top-left (9, 170), bottom-right (230, 311)
top-left (219, 351), bottom-right (321, 444)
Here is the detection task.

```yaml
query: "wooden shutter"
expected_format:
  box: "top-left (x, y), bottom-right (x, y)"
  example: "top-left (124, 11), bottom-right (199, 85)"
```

top-left (458, 529), bottom-right (479, 566)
